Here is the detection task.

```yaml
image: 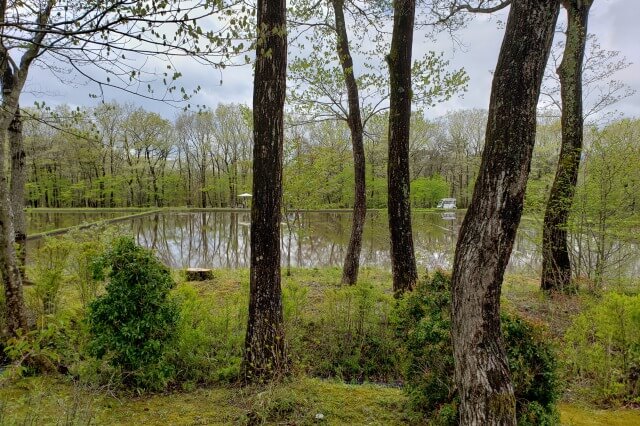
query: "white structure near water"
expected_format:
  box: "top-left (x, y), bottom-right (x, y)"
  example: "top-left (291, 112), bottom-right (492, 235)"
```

top-left (437, 198), bottom-right (457, 210)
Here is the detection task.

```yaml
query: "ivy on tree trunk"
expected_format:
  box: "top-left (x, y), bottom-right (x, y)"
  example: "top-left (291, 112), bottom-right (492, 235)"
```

top-left (451, 0), bottom-right (559, 424)
top-left (541, 0), bottom-right (593, 292)
top-left (387, 0), bottom-right (418, 296)
top-left (241, 0), bottom-right (289, 382)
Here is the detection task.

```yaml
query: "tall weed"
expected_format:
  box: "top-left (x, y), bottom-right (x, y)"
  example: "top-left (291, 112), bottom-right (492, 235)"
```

top-left (565, 292), bottom-right (640, 404)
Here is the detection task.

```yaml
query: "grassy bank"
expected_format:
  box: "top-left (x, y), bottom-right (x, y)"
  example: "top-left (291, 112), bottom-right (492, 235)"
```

top-left (3, 265), bottom-right (640, 424)
top-left (2, 376), bottom-right (639, 425)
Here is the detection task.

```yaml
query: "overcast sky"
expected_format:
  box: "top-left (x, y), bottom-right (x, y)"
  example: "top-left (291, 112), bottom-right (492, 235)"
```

top-left (22, 0), bottom-right (640, 121)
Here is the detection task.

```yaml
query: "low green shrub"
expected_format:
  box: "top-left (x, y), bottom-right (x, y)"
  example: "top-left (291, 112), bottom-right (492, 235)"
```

top-left (166, 283), bottom-right (247, 387)
top-left (393, 271), bottom-right (456, 424)
top-left (1, 315), bottom-right (87, 381)
top-left (394, 271), bottom-right (559, 425)
top-left (503, 313), bottom-right (559, 425)
top-left (87, 237), bottom-right (178, 392)
top-left (31, 237), bottom-right (73, 315)
top-left (564, 292), bottom-right (640, 405)
top-left (25, 226), bottom-right (118, 321)
top-left (297, 281), bottom-right (401, 383)
top-left (66, 230), bottom-right (108, 309)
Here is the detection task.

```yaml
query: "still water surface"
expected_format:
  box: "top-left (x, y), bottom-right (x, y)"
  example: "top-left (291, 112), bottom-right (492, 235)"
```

top-left (27, 210), bottom-right (546, 274)
top-left (27, 211), bottom-right (130, 234)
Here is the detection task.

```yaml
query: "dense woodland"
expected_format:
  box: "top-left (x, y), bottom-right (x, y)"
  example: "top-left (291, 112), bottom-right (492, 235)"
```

top-left (21, 105), bottom-right (640, 214)
top-left (22, 104), bottom-right (481, 209)
top-left (1, 0), bottom-right (640, 425)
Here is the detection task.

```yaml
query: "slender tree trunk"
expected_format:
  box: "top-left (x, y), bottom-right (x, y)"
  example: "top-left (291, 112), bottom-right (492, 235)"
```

top-left (44, 166), bottom-right (51, 207)
top-left (541, 0), bottom-right (592, 292)
top-left (451, 1), bottom-right (559, 424)
top-left (242, 0), bottom-right (289, 382)
top-left (230, 159), bottom-right (238, 208)
top-left (228, 166), bottom-right (235, 208)
top-left (0, 136), bottom-right (27, 335)
top-left (148, 159), bottom-right (160, 207)
top-left (30, 157), bottom-right (39, 208)
top-left (201, 163), bottom-right (207, 208)
top-left (1, 122), bottom-right (28, 334)
top-left (109, 138), bottom-right (115, 207)
top-left (99, 164), bottom-right (106, 208)
top-left (9, 108), bottom-right (26, 280)
top-left (331, 0), bottom-right (367, 285)
top-left (1, 51), bottom-right (36, 335)
top-left (387, 0), bottom-right (418, 295)
top-left (186, 149), bottom-right (193, 207)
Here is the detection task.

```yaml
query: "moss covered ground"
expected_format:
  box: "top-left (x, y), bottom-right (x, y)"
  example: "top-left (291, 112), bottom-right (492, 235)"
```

top-left (2, 376), bottom-right (639, 425)
top-left (1, 376), bottom-right (406, 425)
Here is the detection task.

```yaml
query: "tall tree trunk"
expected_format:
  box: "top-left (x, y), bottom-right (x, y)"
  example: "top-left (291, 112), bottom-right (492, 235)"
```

top-left (451, 1), bottom-right (559, 424)
top-left (201, 163), bottom-right (207, 208)
top-left (185, 149), bottom-right (193, 207)
top-left (0, 82), bottom-right (29, 336)
top-left (1, 124), bottom-right (28, 334)
top-left (99, 165), bottom-right (106, 208)
top-left (9, 108), bottom-right (26, 280)
top-left (30, 159), bottom-right (39, 208)
top-left (241, 0), bottom-right (289, 382)
top-left (0, 143), bottom-right (27, 335)
top-left (541, 0), bottom-right (592, 292)
top-left (387, 0), bottom-right (418, 295)
top-left (331, 0), bottom-right (367, 285)
top-left (109, 137), bottom-right (115, 207)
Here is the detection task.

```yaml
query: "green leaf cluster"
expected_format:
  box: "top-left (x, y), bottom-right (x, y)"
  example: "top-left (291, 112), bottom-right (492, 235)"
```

top-left (410, 175), bottom-right (449, 208)
top-left (87, 237), bottom-right (178, 391)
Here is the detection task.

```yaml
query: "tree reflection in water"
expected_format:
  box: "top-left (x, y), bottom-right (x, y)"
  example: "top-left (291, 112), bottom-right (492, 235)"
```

top-left (127, 211), bottom-right (543, 273)
top-left (25, 210), bottom-right (638, 280)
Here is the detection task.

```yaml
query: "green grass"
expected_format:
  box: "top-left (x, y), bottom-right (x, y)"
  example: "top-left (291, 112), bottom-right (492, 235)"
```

top-left (184, 266), bottom-right (393, 305)
top-left (560, 404), bottom-right (640, 425)
top-left (0, 376), bottom-right (407, 425)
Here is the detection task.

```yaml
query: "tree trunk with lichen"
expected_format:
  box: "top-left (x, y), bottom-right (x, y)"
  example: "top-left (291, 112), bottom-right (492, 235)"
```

top-left (241, 0), bottom-right (289, 383)
top-left (10, 108), bottom-right (27, 280)
top-left (0, 131), bottom-right (27, 335)
top-left (1, 65), bottom-right (30, 336)
top-left (331, 0), bottom-right (367, 286)
top-left (0, 1), bottom-right (52, 336)
top-left (541, 0), bottom-right (593, 292)
top-left (387, 0), bottom-right (418, 296)
top-left (451, 0), bottom-right (559, 424)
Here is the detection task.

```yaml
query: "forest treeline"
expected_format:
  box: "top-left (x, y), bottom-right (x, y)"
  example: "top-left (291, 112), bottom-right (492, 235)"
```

top-left (22, 103), bottom-right (640, 214)
top-left (24, 103), bottom-right (476, 209)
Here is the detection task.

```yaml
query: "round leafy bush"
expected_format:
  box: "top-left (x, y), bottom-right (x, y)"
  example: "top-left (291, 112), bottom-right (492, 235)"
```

top-left (394, 271), bottom-right (559, 425)
top-left (87, 237), bottom-right (178, 391)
